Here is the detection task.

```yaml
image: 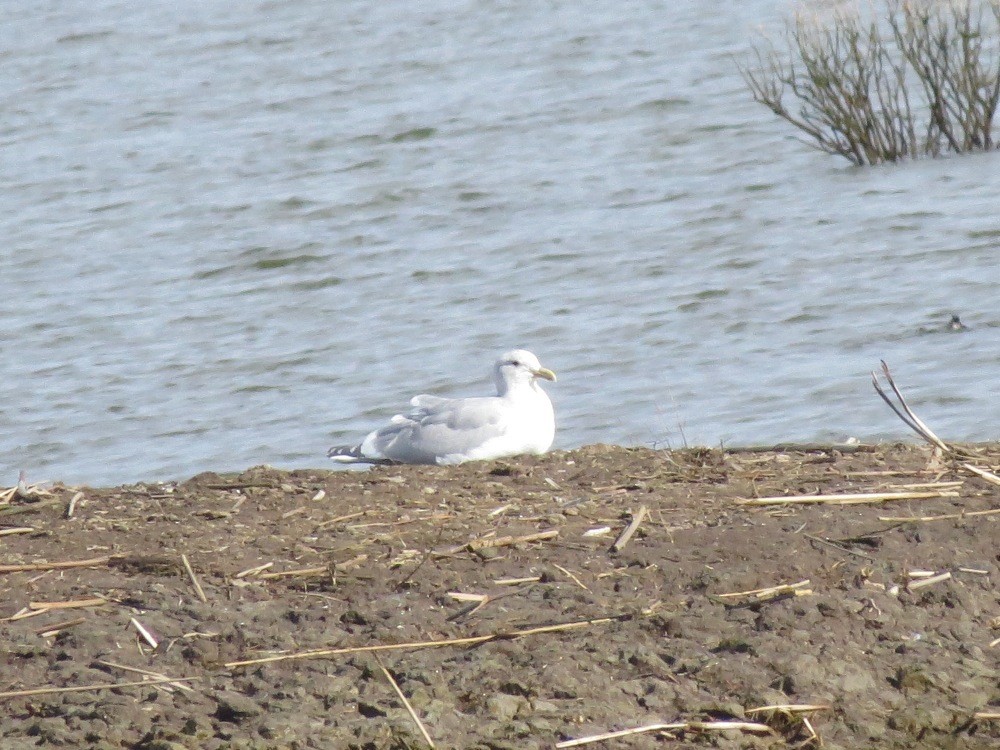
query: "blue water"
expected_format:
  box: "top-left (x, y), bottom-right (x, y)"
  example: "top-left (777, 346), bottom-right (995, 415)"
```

top-left (2, 0), bottom-right (998, 486)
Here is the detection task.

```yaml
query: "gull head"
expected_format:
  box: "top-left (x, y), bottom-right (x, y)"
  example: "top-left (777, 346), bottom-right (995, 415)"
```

top-left (494, 349), bottom-right (556, 394)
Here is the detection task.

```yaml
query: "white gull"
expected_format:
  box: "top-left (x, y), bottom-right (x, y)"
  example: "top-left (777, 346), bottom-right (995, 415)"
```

top-left (328, 349), bottom-right (556, 465)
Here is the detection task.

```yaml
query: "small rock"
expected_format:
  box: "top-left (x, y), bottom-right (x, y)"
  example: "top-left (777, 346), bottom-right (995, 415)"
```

top-left (531, 700), bottom-right (559, 714)
top-left (485, 693), bottom-right (527, 721)
top-left (214, 690), bottom-right (264, 721)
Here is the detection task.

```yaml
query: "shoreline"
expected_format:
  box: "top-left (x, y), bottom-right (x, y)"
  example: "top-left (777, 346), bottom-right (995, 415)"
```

top-left (2, 443), bottom-right (999, 749)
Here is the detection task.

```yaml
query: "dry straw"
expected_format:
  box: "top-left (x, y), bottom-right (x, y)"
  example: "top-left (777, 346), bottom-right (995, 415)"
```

top-left (225, 614), bottom-right (628, 669)
top-left (375, 655), bottom-right (436, 749)
top-left (556, 719), bottom-right (773, 747)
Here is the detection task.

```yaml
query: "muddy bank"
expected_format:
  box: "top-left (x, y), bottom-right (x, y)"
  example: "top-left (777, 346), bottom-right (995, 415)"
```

top-left (2, 443), bottom-right (999, 749)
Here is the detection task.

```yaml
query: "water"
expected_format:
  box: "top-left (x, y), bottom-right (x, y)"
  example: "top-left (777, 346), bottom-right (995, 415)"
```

top-left (2, 0), bottom-right (998, 486)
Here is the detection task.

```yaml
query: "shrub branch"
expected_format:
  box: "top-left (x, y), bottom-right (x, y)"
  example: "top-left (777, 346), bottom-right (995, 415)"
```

top-left (740, 0), bottom-right (1000, 165)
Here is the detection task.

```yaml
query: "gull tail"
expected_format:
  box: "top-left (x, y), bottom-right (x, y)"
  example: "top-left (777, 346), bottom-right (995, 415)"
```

top-left (327, 444), bottom-right (365, 462)
top-left (327, 444), bottom-right (397, 465)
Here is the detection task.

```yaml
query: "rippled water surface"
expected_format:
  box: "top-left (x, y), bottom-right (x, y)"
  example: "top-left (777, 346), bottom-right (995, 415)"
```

top-left (3, 0), bottom-right (998, 486)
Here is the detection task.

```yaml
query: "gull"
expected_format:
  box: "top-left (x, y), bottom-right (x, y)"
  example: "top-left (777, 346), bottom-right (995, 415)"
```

top-left (328, 349), bottom-right (556, 465)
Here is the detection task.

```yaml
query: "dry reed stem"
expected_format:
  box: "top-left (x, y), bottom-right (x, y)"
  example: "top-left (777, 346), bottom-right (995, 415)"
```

top-left (873, 363), bottom-right (1000, 488)
top-left (740, 490), bottom-right (956, 506)
top-left (0, 555), bottom-right (113, 574)
top-left (553, 563), bottom-right (590, 591)
top-left (0, 675), bottom-right (202, 701)
top-left (446, 592), bottom-right (487, 603)
top-left (130, 617), bottom-right (158, 648)
top-left (746, 703), bottom-right (830, 714)
top-left (225, 614), bottom-right (624, 669)
top-left (315, 510), bottom-right (365, 528)
top-left (0, 527), bottom-right (34, 536)
top-left (446, 591), bottom-right (490, 619)
top-left (612, 505), bottom-right (648, 552)
top-left (879, 508), bottom-right (1000, 522)
top-left (715, 580), bottom-right (811, 599)
top-left (234, 562), bottom-right (274, 578)
top-left (258, 566), bottom-right (329, 580)
top-left (906, 571), bottom-right (951, 591)
top-left (961, 463), bottom-right (1000, 486)
top-left (802, 714), bottom-right (819, 745)
top-left (28, 598), bottom-right (107, 610)
top-left (65, 491), bottom-right (83, 518)
top-left (0, 496), bottom-right (62, 518)
top-left (892, 481), bottom-right (963, 489)
top-left (34, 617), bottom-right (86, 636)
top-left (493, 576), bottom-right (541, 586)
top-left (95, 660), bottom-right (195, 693)
top-left (556, 719), bottom-right (773, 747)
top-left (872, 361), bottom-right (951, 452)
top-left (180, 554), bottom-right (208, 603)
top-left (974, 712), bottom-right (1000, 720)
top-left (6, 598), bottom-right (107, 621)
top-left (436, 528), bottom-right (559, 556)
top-left (803, 533), bottom-right (874, 560)
top-left (375, 654), bottom-right (437, 749)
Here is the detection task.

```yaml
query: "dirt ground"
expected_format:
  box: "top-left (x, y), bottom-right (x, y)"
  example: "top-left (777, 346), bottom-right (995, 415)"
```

top-left (2, 443), bottom-right (999, 750)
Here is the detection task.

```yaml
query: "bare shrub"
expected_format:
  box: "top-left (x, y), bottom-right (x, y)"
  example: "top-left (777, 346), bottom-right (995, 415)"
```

top-left (741, 0), bottom-right (1000, 165)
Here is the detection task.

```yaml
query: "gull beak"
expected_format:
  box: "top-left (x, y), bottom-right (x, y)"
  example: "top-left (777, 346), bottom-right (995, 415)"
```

top-left (533, 367), bottom-right (557, 382)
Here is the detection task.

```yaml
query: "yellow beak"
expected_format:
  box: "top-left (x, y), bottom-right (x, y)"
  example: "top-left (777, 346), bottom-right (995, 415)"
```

top-left (533, 367), bottom-right (557, 382)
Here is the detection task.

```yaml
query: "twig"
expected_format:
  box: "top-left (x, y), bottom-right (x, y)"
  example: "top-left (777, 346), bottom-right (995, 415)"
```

top-left (225, 613), bottom-right (626, 669)
top-left (446, 592), bottom-right (490, 620)
top-left (740, 490), bottom-right (956, 506)
top-left (556, 719), bottom-right (773, 748)
top-left (315, 510), bottom-right (365, 529)
top-left (0, 497), bottom-right (62, 517)
top-left (906, 571), bottom-right (951, 591)
top-left (234, 562), bottom-right (274, 578)
top-left (65, 491), bottom-right (83, 518)
top-left (0, 555), bottom-right (113, 574)
top-left (34, 617), bottom-right (86, 636)
top-left (880, 508), bottom-right (1000, 523)
top-left (436, 529), bottom-right (559, 556)
top-left (746, 703), bottom-right (830, 714)
top-left (259, 566), bottom-right (329, 580)
top-left (6, 598), bottom-right (108, 621)
top-left (714, 580), bottom-right (811, 600)
top-left (961, 463), bottom-right (1000, 487)
top-left (612, 506), bottom-right (648, 552)
top-left (804, 533), bottom-right (875, 560)
top-left (493, 576), bottom-right (541, 586)
top-left (95, 660), bottom-right (195, 693)
top-left (180, 554), bottom-right (208, 603)
top-left (130, 617), bottom-right (158, 649)
top-left (0, 675), bottom-right (202, 701)
top-left (375, 655), bottom-right (436, 748)
top-left (0, 527), bottom-right (34, 537)
top-left (872, 360), bottom-right (950, 452)
top-left (553, 564), bottom-right (590, 591)
top-left (397, 527), bottom-right (444, 590)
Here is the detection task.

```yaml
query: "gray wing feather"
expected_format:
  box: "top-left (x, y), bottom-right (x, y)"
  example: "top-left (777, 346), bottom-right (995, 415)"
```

top-left (371, 395), bottom-right (507, 463)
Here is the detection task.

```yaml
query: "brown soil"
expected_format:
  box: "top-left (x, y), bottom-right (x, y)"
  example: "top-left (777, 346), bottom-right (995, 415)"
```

top-left (2, 443), bottom-right (999, 750)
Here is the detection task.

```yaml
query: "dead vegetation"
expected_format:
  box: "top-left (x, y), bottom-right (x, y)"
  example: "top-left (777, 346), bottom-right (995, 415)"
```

top-left (1, 433), bottom-right (999, 748)
top-left (741, 0), bottom-right (1000, 165)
